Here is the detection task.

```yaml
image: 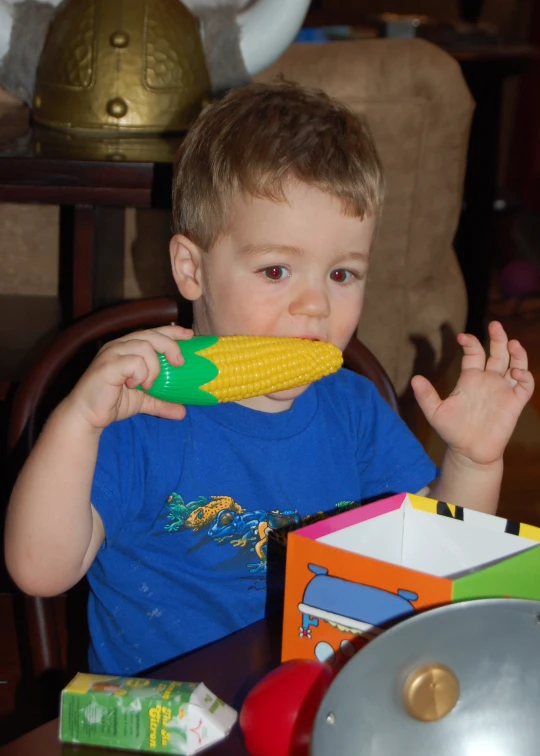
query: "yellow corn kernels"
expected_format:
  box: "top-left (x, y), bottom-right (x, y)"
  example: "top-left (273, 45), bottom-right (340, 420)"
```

top-left (202, 335), bottom-right (343, 401)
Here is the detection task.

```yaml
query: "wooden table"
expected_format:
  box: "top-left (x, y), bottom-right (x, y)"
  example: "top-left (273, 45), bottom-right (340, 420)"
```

top-left (0, 614), bottom-right (282, 756)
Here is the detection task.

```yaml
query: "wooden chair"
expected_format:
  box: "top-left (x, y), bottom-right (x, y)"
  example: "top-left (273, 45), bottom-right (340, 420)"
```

top-left (5, 295), bottom-right (398, 719)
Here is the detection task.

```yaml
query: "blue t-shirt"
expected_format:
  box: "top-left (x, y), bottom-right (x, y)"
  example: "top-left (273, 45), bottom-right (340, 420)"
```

top-left (89, 369), bottom-right (437, 675)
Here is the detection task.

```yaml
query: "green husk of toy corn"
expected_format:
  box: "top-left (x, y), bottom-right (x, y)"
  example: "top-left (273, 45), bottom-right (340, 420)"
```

top-left (143, 335), bottom-right (220, 406)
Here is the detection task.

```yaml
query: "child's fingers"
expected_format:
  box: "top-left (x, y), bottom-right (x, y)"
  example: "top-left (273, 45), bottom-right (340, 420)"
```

top-left (140, 395), bottom-right (187, 421)
top-left (510, 368), bottom-right (535, 404)
top-left (103, 339), bottom-right (162, 386)
top-left (411, 374), bottom-right (443, 422)
top-left (456, 332), bottom-right (486, 372)
top-left (152, 325), bottom-right (193, 342)
top-left (485, 321), bottom-right (511, 375)
top-left (124, 327), bottom-right (192, 367)
top-left (106, 353), bottom-right (153, 390)
top-left (152, 327), bottom-right (194, 369)
top-left (101, 324), bottom-right (192, 343)
top-left (106, 329), bottom-right (190, 382)
top-left (507, 339), bottom-right (529, 373)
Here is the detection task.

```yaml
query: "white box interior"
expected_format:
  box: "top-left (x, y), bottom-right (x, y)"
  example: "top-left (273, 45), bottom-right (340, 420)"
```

top-left (317, 496), bottom-right (538, 577)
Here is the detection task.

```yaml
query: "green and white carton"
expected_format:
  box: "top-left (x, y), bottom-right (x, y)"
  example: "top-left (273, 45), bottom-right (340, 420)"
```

top-left (59, 673), bottom-right (238, 754)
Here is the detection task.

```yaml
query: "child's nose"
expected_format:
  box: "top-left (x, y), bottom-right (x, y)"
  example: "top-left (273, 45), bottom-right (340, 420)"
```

top-left (289, 285), bottom-right (330, 318)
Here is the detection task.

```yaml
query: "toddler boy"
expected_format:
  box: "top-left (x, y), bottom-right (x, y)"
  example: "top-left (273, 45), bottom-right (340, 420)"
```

top-left (5, 81), bottom-right (534, 675)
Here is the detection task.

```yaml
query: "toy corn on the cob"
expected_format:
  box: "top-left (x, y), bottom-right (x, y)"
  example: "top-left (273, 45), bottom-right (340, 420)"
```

top-left (143, 335), bottom-right (343, 405)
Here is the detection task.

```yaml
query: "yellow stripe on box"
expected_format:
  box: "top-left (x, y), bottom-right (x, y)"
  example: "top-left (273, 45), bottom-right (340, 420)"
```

top-left (517, 522), bottom-right (540, 543)
top-left (407, 494), bottom-right (454, 515)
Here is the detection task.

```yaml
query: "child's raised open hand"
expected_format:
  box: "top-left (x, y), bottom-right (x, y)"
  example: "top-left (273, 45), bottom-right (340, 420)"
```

top-left (65, 325), bottom-right (193, 431)
top-left (411, 321), bottom-right (534, 467)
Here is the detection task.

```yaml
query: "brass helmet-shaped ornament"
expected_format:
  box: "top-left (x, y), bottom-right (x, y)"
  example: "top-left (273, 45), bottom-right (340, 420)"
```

top-left (33, 0), bottom-right (211, 133)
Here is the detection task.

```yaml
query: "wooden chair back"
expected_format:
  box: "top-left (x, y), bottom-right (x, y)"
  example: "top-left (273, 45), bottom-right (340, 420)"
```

top-left (5, 295), bottom-right (398, 719)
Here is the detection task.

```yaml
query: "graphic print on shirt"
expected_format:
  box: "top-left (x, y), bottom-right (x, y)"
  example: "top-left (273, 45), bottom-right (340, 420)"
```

top-left (158, 492), bottom-right (357, 576)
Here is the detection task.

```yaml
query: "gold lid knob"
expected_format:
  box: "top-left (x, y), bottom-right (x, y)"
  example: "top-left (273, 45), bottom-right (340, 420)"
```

top-left (106, 98), bottom-right (128, 119)
top-left (402, 663), bottom-right (460, 722)
top-left (110, 31), bottom-right (130, 48)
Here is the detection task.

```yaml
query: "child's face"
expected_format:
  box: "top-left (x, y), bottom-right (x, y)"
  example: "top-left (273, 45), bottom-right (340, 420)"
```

top-left (174, 180), bottom-right (376, 410)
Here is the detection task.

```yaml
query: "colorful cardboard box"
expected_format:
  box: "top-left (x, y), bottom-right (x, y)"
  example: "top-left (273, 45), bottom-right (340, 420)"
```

top-left (282, 493), bottom-right (540, 667)
top-left (59, 673), bottom-right (237, 755)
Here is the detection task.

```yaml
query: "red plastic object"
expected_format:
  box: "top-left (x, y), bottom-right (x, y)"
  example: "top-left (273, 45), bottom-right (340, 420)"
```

top-left (239, 659), bottom-right (336, 756)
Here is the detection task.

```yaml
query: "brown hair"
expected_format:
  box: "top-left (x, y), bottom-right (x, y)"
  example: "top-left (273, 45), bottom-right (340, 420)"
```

top-left (172, 79), bottom-right (385, 250)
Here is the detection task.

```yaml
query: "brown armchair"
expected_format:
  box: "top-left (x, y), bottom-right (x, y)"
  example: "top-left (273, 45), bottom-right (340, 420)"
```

top-left (255, 38), bottom-right (473, 395)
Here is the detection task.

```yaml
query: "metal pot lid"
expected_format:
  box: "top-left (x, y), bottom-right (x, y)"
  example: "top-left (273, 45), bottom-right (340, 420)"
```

top-left (312, 599), bottom-right (540, 756)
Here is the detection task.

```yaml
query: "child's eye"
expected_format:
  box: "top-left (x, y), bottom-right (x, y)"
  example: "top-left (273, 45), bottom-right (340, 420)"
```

top-left (261, 265), bottom-right (290, 281)
top-left (330, 269), bottom-right (357, 283)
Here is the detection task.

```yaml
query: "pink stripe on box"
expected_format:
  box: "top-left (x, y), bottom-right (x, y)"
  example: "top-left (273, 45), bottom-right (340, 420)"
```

top-left (296, 493), bottom-right (407, 541)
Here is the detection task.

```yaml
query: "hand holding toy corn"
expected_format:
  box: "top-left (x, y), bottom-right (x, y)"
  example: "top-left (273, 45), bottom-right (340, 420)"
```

top-left (143, 335), bottom-right (343, 405)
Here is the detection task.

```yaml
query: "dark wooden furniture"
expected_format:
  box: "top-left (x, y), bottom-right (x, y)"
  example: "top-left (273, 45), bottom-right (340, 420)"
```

top-left (507, 3), bottom-right (540, 212)
top-left (453, 44), bottom-right (540, 338)
top-left (0, 615), bottom-right (280, 756)
top-left (0, 118), bottom-right (182, 322)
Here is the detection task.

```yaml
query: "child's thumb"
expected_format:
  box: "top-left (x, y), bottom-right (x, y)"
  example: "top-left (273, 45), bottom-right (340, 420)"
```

top-left (140, 395), bottom-right (187, 421)
top-left (411, 374), bottom-right (441, 423)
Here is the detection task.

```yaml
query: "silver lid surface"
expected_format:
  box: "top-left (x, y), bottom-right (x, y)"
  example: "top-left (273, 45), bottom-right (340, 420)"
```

top-left (312, 599), bottom-right (540, 755)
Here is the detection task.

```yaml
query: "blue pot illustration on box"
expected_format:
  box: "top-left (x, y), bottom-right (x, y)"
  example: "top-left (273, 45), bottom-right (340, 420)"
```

top-left (298, 564), bottom-right (418, 640)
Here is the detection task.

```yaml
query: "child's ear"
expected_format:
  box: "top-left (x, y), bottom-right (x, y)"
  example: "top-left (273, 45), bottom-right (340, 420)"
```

top-left (170, 234), bottom-right (203, 301)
